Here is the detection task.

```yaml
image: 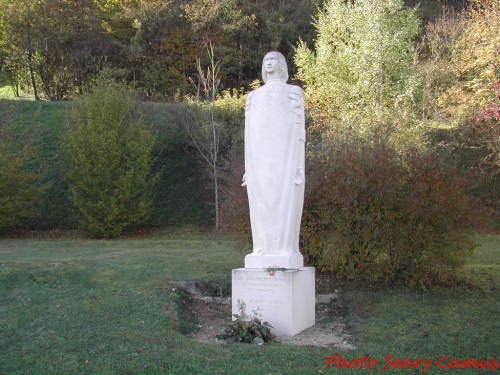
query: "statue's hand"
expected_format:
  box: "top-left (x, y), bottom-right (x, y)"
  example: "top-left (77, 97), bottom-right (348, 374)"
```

top-left (299, 128), bottom-right (306, 143)
top-left (294, 168), bottom-right (305, 185)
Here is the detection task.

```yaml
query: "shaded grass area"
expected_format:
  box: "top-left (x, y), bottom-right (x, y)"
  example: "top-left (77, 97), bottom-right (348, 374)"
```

top-left (0, 231), bottom-right (498, 374)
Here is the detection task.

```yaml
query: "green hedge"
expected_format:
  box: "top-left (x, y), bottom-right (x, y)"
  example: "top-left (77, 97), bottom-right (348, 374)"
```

top-left (146, 101), bottom-right (212, 227)
top-left (0, 99), bottom-right (213, 232)
top-left (0, 104), bottom-right (47, 231)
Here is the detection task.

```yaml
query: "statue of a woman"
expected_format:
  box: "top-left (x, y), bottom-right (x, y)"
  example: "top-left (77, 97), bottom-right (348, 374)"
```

top-left (243, 51), bottom-right (305, 269)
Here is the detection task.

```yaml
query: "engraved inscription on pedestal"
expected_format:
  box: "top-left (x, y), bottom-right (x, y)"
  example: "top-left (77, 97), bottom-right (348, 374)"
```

top-left (232, 268), bottom-right (315, 336)
top-left (235, 273), bottom-right (287, 306)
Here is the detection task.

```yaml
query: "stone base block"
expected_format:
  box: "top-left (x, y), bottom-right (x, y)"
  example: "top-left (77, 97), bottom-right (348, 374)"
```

top-left (244, 253), bottom-right (304, 269)
top-left (232, 267), bottom-right (315, 337)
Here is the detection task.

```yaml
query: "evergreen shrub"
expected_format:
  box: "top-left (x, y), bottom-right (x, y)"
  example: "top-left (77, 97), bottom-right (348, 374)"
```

top-left (301, 136), bottom-right (482, 287)
top-left (62, 82), bottom-right (157, 238)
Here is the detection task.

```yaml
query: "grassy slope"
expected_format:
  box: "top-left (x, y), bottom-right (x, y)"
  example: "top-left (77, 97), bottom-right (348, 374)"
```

top-left (0, 98), bottom-right (70, 149)
top-left (0, 232), bottom-right (498, 375)
top-left (0, 96), bottom-right (212, 229)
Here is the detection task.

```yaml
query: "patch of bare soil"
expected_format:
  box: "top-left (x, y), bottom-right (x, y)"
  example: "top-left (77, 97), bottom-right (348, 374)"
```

top-left (172, 281), bottom-right (356, 349)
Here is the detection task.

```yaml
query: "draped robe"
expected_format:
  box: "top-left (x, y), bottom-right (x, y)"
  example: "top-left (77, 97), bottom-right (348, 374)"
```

top-left (243, 81), bottom-right (305, 265)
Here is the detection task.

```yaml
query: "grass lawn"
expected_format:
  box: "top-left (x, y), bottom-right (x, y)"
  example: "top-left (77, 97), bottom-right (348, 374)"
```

top-left (0, 230), bottom-right (498, 375)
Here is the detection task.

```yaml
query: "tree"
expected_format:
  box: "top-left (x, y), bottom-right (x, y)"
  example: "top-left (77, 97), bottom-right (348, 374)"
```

top-left (33, 0), bottom-right (129, 100)
top-left (128, 0), bottom-right (198, 98)
top-left (182, 0), bottom-right (322, 91)
top-left (0, 0), bottom-right (130, 100)
top-left (0, 0), bottom-right (43, 100)
top-left (174, 42), bottom-right (224, 229)
top-left (62, 80), bottom-right (157, 238)
top-left (419, 0), bottom-right (499, 223)
top-left (428, 0), bottom-right (499, 123)
top-left (1, 0), bottom-right (322, 98)
top-left (295, 0), bottom-right (423, 145)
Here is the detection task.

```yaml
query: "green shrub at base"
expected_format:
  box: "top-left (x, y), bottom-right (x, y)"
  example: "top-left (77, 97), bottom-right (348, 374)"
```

top-left (301, 137), bottom-right (482, 287)
top-left (62, 82), bottom-right (157, 238)
top-left (216, 300), bottom-right (274, 344)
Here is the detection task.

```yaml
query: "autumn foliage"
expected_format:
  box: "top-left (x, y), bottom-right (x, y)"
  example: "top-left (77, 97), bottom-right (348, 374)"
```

top-left (420, 0), bottom-right (499, 224)
top-left (300, 137), bottom-right (481, 287)
top-left (469, 76), bottom-right (500, 173)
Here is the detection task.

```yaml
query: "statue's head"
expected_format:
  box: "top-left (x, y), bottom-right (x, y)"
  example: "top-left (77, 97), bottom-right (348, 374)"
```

top-left (261, 51), bottom-right (288, 83)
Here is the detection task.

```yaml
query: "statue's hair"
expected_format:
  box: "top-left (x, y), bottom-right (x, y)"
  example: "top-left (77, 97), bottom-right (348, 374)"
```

top-left (262, 51), bottom-right (289, 83)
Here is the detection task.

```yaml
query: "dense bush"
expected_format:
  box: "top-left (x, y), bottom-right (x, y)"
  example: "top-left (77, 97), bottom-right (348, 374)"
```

top-left (301, 137), bottom-right (482, 287)
top-left (62, 82), bottom-right (157, 238)
top-left (0, 106), bottom-right (46, 231)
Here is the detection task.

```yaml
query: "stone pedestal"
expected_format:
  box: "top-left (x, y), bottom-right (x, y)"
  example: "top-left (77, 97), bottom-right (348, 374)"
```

top-left (232, 267), bottom-right (315, 337)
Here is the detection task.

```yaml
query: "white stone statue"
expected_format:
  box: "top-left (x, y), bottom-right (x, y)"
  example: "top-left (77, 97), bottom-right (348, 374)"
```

top-left (243, 51), bottom-right (306, 269)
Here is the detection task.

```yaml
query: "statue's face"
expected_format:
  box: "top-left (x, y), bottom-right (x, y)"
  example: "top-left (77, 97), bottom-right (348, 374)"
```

top-left (261, 51), bottom-right (288, 83)
top-left (263, 53), bottom-right (279, 74)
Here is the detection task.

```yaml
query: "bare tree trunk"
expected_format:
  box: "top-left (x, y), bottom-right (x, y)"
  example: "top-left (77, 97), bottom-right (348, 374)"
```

top-left (214, 161), bottom-right (219, 230)
top-left (27, 50), bottom-right (40, 101)
top-left (25, 18), bottom-right (40, 101)
top-left (179, 40), bottom-right (222, 230)
top-left (202, 41), bottom-right (221, 230)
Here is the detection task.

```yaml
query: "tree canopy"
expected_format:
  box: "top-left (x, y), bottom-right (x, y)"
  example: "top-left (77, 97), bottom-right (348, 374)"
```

top-left (294, 0), bottom-right (423, 145)
top-left (0, 0), bottom-right (322, 100)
